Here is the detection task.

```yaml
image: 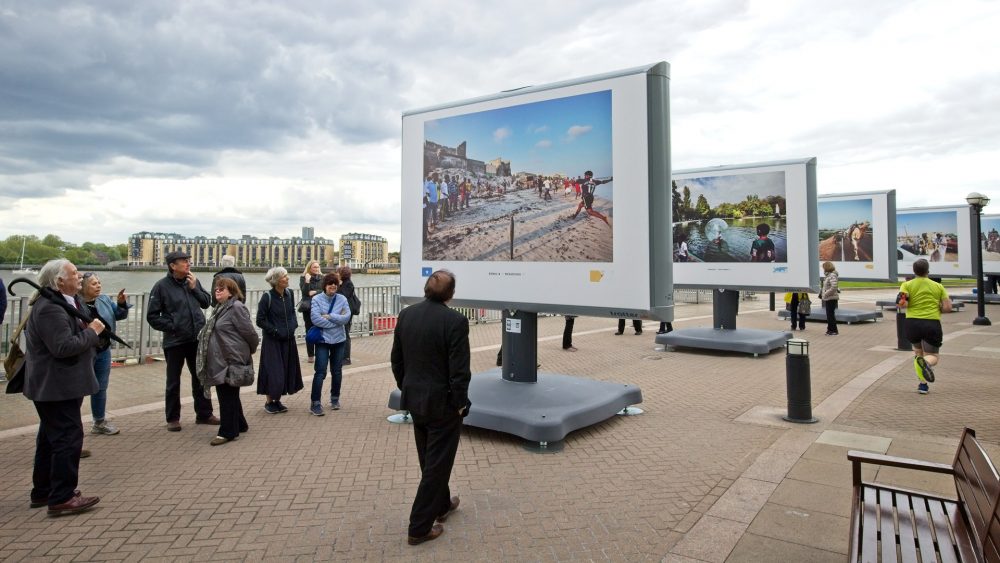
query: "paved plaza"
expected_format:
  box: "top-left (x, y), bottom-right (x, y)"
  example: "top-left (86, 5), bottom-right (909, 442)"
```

top-left (1, 289), bottom-right (997, 562)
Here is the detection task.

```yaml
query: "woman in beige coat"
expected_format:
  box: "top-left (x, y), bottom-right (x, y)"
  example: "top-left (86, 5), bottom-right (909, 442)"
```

top-left (820, 261), bottom-right (840, 335)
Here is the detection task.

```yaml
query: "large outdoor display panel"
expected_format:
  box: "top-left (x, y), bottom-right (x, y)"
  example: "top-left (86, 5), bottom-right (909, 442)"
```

top-left (671, 159), bottom-right (819, 292)
top-left (979, 214), bottom-right (1000, 274)
top-left (817, 191), bottom-right (897, 281)
top-left (896, 206), bottom-right (973, 277)
top-left (400, 63), bottom-right (672, 320)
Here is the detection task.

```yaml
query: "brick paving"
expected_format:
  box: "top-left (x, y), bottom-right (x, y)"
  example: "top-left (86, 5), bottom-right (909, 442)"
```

top-left (0, 289), bottom-right (997, 561)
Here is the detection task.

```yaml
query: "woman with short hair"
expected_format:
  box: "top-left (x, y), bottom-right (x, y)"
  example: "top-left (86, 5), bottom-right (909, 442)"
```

top-left (255, 267), bottom-right (303, 414)
top-left (820, 261), bottom-right (840, 335)
top-left (197, 277), bottom-right (258, 445)
top-left (308, 273), bottom-right (351, 415)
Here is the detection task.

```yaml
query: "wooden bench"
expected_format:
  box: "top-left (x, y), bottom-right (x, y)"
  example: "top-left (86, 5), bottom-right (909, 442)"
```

top-left (848, 428), bottom-right (1000, 562)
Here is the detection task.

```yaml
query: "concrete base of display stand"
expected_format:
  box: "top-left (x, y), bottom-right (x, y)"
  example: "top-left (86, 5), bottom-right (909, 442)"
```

top-left (655, 327), bottom-right (792, 356)
top-left (777, 308), bottom-right (881, 324)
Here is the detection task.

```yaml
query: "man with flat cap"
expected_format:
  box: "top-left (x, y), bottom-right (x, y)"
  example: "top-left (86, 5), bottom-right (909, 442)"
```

top-left (391, 269), bottom-right (471, 545)
top-left (147, 250), bottom-right (218, 431)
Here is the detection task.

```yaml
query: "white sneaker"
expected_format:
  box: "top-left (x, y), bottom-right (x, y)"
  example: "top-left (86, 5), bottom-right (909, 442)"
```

top-left (91, 420), bottom-right (120, 435)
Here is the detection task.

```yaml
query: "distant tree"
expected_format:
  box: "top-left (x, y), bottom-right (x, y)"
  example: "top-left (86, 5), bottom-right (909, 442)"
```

top-left (695, 194), bottom-right (711, 218)
top-left (671, 180), bottom-right (681, 223)
top-left (42, 234), bottom-right (66, 250)
top-left (682, 186), bottom-right (692, 219)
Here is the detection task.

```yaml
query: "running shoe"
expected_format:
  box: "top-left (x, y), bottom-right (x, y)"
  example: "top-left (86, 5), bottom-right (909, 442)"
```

top-left (918, 382), bottom-right (929, 394)
top-left (310, 403), bottom-right (325, 416)
top-left (264, 402), bottom-right (281, 414)
top-left (916, 356), bottom-right (935, 382)
top-left (330, 399), bottom-right (341, 411)
top-left (91, 419), bottom-right (119, 435)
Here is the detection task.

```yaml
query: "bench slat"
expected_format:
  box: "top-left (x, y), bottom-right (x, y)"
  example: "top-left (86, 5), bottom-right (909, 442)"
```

top-left (955, 437), bottom-right (1000, 550)
top-left (930, 499), bottom-right (960, 563)
top-left (946, 499), bottom-right (981, 563)
top-left (895, 491), bottom-right (918, 563)
top-left (862, 486), bottom-right (880, 563)
top-left (912, 496), bottom-right (939, 563)
top-left (881, 488), bottom-right (900, 563)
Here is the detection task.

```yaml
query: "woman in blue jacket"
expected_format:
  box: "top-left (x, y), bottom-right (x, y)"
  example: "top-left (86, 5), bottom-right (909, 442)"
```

top-left (80, 272), bottom-right (131, 435)
top-left (308, 272), bottom-right (351, 416)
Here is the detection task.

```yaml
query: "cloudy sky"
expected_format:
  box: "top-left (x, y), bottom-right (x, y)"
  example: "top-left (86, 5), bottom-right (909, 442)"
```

top-left (2, 0), bottom-right (998, 251)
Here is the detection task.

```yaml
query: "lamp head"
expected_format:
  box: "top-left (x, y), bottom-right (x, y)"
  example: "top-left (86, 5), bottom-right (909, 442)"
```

top-left (966, 192), bottom-right (990, 208)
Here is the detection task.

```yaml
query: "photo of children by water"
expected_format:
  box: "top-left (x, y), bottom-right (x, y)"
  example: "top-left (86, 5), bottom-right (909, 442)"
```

top-left (818, 199), bottom-right (874, 262)
top-left (897, 210), bottom-right (959, 263)
top-left (672, 171), bottom-right (787, 263)
top-left (421, 90), bottom-right (613, 262)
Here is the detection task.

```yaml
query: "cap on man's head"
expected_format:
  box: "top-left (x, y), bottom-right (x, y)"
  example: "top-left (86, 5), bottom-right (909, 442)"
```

top-left (165, 250), bottom-right (191, 264)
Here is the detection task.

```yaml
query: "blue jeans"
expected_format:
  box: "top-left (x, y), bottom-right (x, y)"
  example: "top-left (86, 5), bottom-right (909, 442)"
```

top-left (90, 349), bottom-right (112, 421)
top-left (312, 341), bottom-right (345, 403)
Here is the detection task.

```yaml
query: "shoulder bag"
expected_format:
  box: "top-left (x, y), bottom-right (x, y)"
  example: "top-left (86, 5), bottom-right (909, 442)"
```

top-left (224, 363), bottom-right (255, 387)
top-left (3, 314), bottom-right (30, 394)
top-left (305, 295), bottom-right (336, 345)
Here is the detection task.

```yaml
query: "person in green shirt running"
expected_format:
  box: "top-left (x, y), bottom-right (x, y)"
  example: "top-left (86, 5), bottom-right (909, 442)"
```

top-left (897, 259), bottom-right (952, 394)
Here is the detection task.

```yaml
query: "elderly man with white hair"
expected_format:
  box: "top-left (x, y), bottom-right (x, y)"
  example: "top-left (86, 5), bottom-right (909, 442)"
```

top-left (23, 259), bottom-right (105, 515)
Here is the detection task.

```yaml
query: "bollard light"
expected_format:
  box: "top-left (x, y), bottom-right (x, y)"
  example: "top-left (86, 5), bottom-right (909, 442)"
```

top-left (783, 337), bottom-right (817, 423)
top-left (786, 338), bottom-right (809, 356)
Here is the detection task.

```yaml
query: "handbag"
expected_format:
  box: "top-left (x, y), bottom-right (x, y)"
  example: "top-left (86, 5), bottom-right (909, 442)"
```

top-left (224, 363), bottom-right (255, 387)
top-left (297, 296), bottom-right (311, 314)
top-left (3, 315), bottom-right (30, 395)
top-left (305, 294), bottom-right (336, 345)
top-left (797, 296), bottom-right (811, 315)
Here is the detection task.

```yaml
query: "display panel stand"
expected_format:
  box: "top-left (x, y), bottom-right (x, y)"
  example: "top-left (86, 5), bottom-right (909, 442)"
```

top-left (776, 308), bottom-right (881, 324)
top-left (655, 289), bottom-right (791, 356)
top-left (387, 310), bottom-right (643, 446)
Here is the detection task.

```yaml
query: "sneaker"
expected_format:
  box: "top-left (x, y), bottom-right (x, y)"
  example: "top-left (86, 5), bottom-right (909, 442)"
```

top-left (91, 420), bottom-right (119, 435)
top-left (916, 356), bottom-right (935, 382)
top-left (310, 403), bottom-right (325, 416)
top-left (263, 402), bottom-right (281, 414)
top-left (635, 330), bottom-right (643, 335)
top-left (275, 401), bottom-right (289, 413)
top-left (342, 358), bottom-right (352, 365)
top-left (330, 399), bottom-right (341, 411)
top-left (613, 331), bottom-right (624, 335)
top-left (918, 382), bottom-right (929, 394)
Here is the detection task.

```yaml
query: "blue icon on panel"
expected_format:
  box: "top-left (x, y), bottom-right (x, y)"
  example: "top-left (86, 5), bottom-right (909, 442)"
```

top-left (421, 267), bottom-right (432, 277)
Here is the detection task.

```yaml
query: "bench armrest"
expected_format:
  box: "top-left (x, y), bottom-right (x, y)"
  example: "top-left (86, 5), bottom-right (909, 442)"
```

top-left (848, 450), bottom-right (954, 486)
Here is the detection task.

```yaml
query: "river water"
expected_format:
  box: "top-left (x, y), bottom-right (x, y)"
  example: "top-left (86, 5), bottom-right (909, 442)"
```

top-left (1, 270), bottom-right (400, 294)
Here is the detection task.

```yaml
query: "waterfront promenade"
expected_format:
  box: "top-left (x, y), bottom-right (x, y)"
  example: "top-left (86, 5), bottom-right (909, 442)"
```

top-left (0, 289), bottom-right (997, 561)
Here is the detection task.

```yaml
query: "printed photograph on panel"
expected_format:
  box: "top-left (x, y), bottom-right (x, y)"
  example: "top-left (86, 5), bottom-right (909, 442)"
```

top-left (979, 216), bottom-right (1000, 269)
top-left (817, 198), bottom-right (874, 262)
top-left (672, 171), bottom-right (787, 263)
top-left (421, 90), bottom-right (613, 262)
top-left (897, 210), bottom-right (959, 264)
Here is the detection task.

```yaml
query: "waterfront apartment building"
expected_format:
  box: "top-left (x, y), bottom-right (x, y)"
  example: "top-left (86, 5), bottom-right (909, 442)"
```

top-left (128, 231), bottom-right (337, 268)
top-left (338, 233), bottom-right (389, 270)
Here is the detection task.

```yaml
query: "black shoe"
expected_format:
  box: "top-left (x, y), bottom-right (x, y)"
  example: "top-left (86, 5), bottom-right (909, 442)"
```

top-left (635, 330), bottom-right (642, 335)
top-left (275, 401), bottom-right (289, 413)
top-left (614, 331), bottom-right (623, 335)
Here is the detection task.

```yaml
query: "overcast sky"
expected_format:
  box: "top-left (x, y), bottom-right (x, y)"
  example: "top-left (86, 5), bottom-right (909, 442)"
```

top-left (2, 0), bottom-right (998, 251)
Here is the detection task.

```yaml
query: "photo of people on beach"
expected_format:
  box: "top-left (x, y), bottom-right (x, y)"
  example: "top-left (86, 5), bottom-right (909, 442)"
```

top-left (897, 210), bottom-right (959, 263)
top-left (421, 90), bottom-right (613, 262)
top-left (817, 198), bottom-right (874, 262)
top-left (672, 171), bottom-right (787, 263)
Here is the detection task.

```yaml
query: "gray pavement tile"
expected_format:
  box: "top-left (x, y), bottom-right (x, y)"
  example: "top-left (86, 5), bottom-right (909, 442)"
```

top-left (784, 457), bottom-right (875, 490)
top-left (669, 515), bottom-right (747, 563)
top-left (705, 478), bottom-right (777, 524)
top-left (726, 533), bottom-right (844, 563)
top-left (746, 503), bottom-right (849, 555)
top-left (767, 478), bottom-right (853, 518)
top-left (814, 430), bottom-right (891, 453)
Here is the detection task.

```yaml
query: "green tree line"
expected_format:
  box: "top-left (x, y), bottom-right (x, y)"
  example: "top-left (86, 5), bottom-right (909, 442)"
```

top-left (0, 235), bottom-right (128, 266)
top-left (672, 180), bottom-right (786, 222)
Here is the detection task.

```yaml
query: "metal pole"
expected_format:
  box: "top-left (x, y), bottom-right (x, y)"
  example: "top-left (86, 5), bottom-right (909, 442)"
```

top-left (973, 204), bottom-right (992, 326)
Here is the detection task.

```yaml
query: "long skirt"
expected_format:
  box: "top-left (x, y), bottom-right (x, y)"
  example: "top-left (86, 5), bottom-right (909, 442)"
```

top-left (256, 336), bottom-right (304, 399)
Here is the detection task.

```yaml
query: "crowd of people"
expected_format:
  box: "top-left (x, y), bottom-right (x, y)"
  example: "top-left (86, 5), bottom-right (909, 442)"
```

top-left (421, 169), bottom-right (613, 241)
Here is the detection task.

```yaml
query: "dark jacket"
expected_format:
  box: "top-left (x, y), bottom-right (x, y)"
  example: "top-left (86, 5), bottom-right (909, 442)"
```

top-left (256, 288), bottom-right (298, 341)
top-left (299, 274), bottom-right (323, 301)
top-left (212, 267), bottom-right (247, 305)
top-left (23, 295), bottom-right (100, 401)
top-left (337, 278), bottom-right (359, 316)
top-left (201, 300), bottom-right (259, 387)
top-left (0, 277), bottom-right (7, 321)
top-left (146, 274), bottom-right (212, 349)
top-left (390, 299), bottom-right (471, 418)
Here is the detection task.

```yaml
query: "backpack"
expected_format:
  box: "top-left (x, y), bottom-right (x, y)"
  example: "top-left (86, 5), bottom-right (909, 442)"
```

top-left (347, 291), bottom-right (361, 316)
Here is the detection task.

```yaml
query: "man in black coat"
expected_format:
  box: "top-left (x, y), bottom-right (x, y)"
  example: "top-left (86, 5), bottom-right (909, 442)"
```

top-left (24, 259), bottom-right (105, 515)
top-left (391, 270), bottom-right (471, 545)
top-left (147, 250), bottom-right (217, 431)
top-left (211, 254), bottom-right (247, 305)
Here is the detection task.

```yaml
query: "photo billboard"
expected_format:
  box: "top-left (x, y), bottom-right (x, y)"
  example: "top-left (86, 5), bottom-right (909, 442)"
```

top-left (400, 63), bottom-right (673, 320)
top-left (978, 214), bottom-right (1000, 275)
top-left (817, 191), bottom-right (897, 281)
top-left (671, 159), bottom-right (819, 291)
top-left (896, 206), bottom-right (973, 277)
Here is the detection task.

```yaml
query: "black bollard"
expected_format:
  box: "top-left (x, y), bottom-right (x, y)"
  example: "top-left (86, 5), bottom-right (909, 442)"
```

top-left (895, 309), bottom-right (910, 351)
top-left (783, 338), bottom-right (817, 423)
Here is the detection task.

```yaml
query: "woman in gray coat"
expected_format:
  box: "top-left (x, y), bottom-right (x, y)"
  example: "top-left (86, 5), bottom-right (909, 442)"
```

top-left (197, 277), bottom-right (259, 446)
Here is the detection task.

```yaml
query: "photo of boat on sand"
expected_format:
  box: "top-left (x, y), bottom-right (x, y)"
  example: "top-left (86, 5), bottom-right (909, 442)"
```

top-left (817, 199), bottom-right (874, 262)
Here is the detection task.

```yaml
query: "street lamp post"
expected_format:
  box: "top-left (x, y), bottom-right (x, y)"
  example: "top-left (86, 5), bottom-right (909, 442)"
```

top-left (966, 192), bottom-right (992, 326)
